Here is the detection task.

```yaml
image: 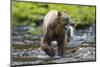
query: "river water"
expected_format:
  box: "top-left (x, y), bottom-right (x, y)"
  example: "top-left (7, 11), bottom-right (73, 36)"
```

top-left (11, 25), bottom-right (96, 66)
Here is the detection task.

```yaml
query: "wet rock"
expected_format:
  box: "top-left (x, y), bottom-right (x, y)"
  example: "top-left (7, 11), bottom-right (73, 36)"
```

top-left (12, 41), bottom-right (25, 45)
top-left (74, 47), bottom-right (95, 61)
top-left (52, 47), bottom-right (95, 63)
top-left (24, 40), bottom-right (34, 45)
top-left (31, 48), bottom-right (50, 58)
top-left (12, 60), bottom-right (43, 66)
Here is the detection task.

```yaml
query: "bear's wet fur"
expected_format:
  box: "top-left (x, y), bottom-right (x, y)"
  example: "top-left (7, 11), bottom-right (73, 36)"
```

top-left (40, 10), bottom-right (74, 57)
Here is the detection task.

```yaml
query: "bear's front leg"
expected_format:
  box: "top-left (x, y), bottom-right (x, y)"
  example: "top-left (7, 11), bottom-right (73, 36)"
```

top-left (57, 37), bottom-right (65, 57)
top-left (40, 36), bottom-right (55, 57)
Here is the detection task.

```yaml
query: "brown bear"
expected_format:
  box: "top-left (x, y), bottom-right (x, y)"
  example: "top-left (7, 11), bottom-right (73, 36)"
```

top-left (40, 10), bottom-right (75, 57)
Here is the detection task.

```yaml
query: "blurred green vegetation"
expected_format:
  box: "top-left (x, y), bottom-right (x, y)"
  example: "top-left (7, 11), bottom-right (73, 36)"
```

top-left (12, 1), bottom-right (96, 35)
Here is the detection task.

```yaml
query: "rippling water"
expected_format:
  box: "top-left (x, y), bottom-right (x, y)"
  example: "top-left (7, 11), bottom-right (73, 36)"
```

top-left (11, 26), bottom-right (96, 66)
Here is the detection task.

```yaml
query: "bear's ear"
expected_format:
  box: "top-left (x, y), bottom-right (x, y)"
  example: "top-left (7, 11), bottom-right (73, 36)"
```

top-left (57, 11), bottom-right (62, 17)
top-left (63, 10), bottom-right (67, 13)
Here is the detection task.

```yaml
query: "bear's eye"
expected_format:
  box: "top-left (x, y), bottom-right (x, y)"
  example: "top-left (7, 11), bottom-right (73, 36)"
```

top-left (63, 16), bottom-right (69, 21)
top-left (64, 17), bottom-right (69, 24)
top-left (66, 17), bottom-right (69, 21)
